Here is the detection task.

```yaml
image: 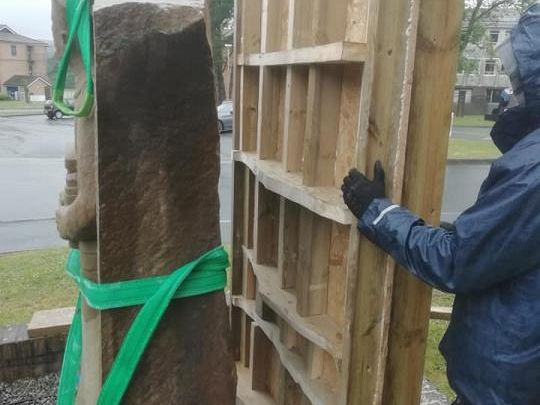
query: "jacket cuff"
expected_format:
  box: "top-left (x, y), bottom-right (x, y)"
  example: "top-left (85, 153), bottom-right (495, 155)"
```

top-left (358, 198), bottom-right (422, 250)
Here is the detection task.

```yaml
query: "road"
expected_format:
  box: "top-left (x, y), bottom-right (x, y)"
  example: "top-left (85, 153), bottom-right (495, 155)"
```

top-left (0, 116), bottom-right (488, 253)
top-left (0, 115), bottom-right (233, 253)
top-left (451, 125), bottom-right (492, 140)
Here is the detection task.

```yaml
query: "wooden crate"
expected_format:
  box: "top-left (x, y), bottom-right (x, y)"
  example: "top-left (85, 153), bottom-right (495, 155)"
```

top-left (231, 0), bottom-right (462, 404)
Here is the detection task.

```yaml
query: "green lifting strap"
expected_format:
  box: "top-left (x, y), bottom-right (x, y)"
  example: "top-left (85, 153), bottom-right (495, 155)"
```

top-left (53, 0), bottom-right (94, 117)
top-left (56, 246), bottom-right (229, 405)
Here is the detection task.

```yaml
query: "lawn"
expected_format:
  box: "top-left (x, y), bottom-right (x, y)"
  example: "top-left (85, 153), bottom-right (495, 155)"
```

top-left (0, 100), bottom-right (44, 110)
top-left (453, 114), bottom-right (494, 128)
top-left (425, 290), bottom-right (455, 399)
top-left (1, 247), bottom-right (456, 399)
top-left (0, 248), bottom-right (75, 326)
top-left (448, 138), bottom-right (501, 159)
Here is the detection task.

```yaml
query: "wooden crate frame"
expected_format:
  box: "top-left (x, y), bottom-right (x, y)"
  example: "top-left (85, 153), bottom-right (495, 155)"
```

top-left (231, 0), bottom-right (463, 404)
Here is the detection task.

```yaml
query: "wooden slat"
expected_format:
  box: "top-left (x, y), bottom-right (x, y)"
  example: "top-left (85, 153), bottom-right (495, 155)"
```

top-left (235, 297), bottom-right (337, 405)
top-left (243, 255), bottom-right (257, 300)
top-left (231, 161), bottom-right (246, 295)
top-left (243, 166), bottom-right (255, 248)
top-left (241, 247), bottom-right (343, 360)
top-left (430, 306), bottom-right (452, 321)
top-left (296, 210), bottom-right (331, 317)
top-left (239, 67), bottom-right (259, 152)
top-left (382, 1), bottom-right (463, 402)
top-left (278, 197), bottom-right (300, 289)
top-left (348, 0), bottom-right (422, 402)
top-left (235, 151), bottom-right (355, 225)
top-left (256, 67), bottom-right (285, 161)
top-left (303, 65), bottom-right (343, 187)
top-left (253, 181), bottom-right (280, 266)
top-left (282, 66), bottom-right (309, 173)
top-left (238, 42), bottom-right (367, 66)
top-left (27, 307), bottom-right (75, 339)
top-left (241, 0), bottom-right (262, 54)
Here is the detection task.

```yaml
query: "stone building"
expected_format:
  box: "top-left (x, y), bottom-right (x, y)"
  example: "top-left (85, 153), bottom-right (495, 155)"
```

top-left (0, 25), bottom-right (49, 100)
top-left (454, 10), bottom-right (518, 116)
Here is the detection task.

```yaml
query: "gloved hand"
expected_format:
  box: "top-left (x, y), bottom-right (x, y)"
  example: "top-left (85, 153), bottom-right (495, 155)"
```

top-left (342, 161), bottom-right (386, 219)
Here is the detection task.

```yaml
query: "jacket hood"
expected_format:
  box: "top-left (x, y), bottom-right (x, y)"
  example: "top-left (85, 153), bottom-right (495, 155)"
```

top-left (491, 105), bottom-right (540, 153)
top-left (512, 3), bottom-right (540, 105)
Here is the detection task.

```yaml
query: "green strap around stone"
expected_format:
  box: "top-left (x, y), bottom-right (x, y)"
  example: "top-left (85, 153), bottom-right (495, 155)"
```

top-left (56, 246), bottom-right (229, 405)
top-left (53, 0), bottom-right (94, 117)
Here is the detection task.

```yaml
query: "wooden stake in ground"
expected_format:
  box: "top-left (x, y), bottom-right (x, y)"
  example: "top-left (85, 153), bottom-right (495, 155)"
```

top-left (55, 0), bottom-right (237, 403)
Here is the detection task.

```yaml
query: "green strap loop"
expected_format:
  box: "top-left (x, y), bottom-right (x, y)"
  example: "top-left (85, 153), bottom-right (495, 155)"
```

top-left (53, 0), bottom-right (94, 117)
top-left (57, 246), bottom-right (229, 405)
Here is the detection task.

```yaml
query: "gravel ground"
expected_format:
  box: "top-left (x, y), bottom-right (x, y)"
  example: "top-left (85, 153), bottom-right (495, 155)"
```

top-left (0, 374), bottom-right (449, 404)
top-left (0, 374), bottom-right (58, 405)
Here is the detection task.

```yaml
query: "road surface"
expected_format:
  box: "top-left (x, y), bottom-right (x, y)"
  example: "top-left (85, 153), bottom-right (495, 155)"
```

top-left (0, 116), bottom-right (488, 253)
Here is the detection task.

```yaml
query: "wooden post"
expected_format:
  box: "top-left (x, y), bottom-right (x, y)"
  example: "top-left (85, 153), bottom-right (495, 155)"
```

top-left (55, 0), bottom-right (237, 403)
top-left (382, 1), bottom-right (464, 403)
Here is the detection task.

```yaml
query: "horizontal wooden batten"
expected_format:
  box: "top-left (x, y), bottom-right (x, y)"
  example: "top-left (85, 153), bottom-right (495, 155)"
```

top-left (233, 296), bottom-right (337, 405)
top-left (430, 306), bottom-right (452, 321)
top-left (241, 247), bottom-right (343, 360)
top-left (238, 41), bottom-right (367, 67)
top-left (234, 151), bottom-right (355, 225)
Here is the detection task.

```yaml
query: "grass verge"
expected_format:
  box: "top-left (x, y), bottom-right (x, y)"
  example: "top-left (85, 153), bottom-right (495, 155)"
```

top-left (1, 246), bottom-right (456, 400)
top-left (448, 138), bottom-right (501, 159)
top-left (425, 290), bottom-right (455, 399)
top-left (0, 101), bottom-right (44, 110)
top-left (0, 248), bottom-right (75, 326)
top-left (453, 115), bottom-right (494, 128)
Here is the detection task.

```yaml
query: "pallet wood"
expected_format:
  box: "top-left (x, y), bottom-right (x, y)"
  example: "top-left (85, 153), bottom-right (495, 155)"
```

top-left (231, 0), bottom-right (460, 403)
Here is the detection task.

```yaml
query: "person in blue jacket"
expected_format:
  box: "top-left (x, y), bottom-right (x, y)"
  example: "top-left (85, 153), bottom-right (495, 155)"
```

top-left (342, 5), bottom-right (540, 405)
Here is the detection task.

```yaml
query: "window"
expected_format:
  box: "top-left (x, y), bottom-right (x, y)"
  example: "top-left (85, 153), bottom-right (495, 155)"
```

top-left (10, 45), bottom-right (17, 56)
top-left (489, 30), bottom-right (499, 44)
top-left (484, 60), bottom-right (496, 75)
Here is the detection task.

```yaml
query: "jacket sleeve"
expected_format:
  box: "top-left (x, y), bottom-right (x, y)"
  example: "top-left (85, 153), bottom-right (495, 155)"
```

top-left (359, 162), bottom-right (540, 293)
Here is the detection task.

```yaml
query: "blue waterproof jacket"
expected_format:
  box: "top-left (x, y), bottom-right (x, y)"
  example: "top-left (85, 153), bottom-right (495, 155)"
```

top-left (358, 6), bottom-right (540, 404)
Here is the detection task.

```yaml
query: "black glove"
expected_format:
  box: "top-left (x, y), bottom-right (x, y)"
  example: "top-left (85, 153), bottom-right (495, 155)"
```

top-left (342, 161), bottom-right (386, 219)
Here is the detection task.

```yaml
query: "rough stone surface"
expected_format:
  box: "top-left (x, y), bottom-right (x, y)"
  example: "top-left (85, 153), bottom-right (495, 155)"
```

top-left (92, 2), bottom-right (236, 404)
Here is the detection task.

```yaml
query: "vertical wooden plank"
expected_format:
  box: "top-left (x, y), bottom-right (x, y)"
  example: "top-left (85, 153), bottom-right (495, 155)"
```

top-left (321, 0), bottom-right (348, 44)
top-left (243, 166), bottom-right (255, 248)
top-left (303, 65), bottom-right (342, 187)
top-left (326, 223), bottom-right (349, 328)
top-left (254, 181), bottom-right (280, 266)
top-left (232, 161), bottom-right (246, 295)
top-left (347, 0), bottom-right (422, 402)
top-left (257, 67), bottom-right (285, 161)
top-left (243, 256), bottom-right (257, 300)
top-left (240, 67), bottom-right (259, 152)
top-left (233, 0), bottom-right (243, 150)
top-left (250, 324), bottom-right (268, 391)
top-left (345, 0), bottom-right (369, 43)
top-left (334, 64), bottom-right (362, 186)
top-left (278, 198), bottom-right (300, 289)
top-left (240, 313), bottom-right (253, 368)
top-left (296, 211), bottom-right (331, 317)
top-left (382, 0), bottom-right (463, 403)
top-left (241, 0), bottom-right (262, 54)
top-left (261, 0), bottom-right (288, 53)
top-left (302, 66), bottom-right (322, 186)
top-left (283, 67), bottom-right (309, 173)
top-left (231, 305), bottom-right (242, 361)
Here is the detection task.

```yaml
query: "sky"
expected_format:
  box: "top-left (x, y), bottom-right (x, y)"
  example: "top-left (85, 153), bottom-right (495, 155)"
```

top-left (1, 0), bottom-right (53, 40)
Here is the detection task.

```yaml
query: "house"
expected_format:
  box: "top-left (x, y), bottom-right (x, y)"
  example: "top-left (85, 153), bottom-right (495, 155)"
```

top-left (0, 24), bottom-right (49, 100)
top-left (3, 75), bottom-right (52, 102)
top-left (454, 10), bottom-right (518, 116)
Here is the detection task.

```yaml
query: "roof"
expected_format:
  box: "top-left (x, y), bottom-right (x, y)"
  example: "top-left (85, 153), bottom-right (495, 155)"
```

top-left (4, 75), bottom-right (51, 87)
top-left (0, 25), bottom-right (15, 34)
top-left (0, 25), bottom-right (48, 46)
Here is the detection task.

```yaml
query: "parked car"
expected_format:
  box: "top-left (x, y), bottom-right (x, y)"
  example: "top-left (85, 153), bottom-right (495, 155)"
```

top-left (44, 99), bottom-right (74, 120)
top-left (217, 100), bottom-right (233, 132)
